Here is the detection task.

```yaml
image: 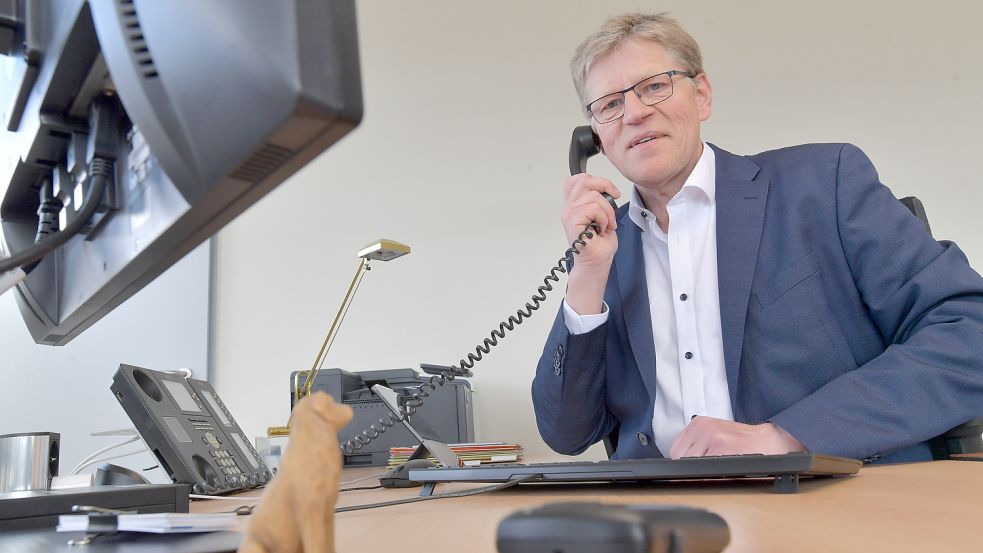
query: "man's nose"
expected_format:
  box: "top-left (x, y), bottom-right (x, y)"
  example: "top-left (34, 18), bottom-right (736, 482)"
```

top-left (621, 92), bottom-right (655, 125)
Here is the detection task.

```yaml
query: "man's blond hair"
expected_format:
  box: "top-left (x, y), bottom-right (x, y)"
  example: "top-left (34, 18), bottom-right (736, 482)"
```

top-left (571, 13), bottom-right (703, 110)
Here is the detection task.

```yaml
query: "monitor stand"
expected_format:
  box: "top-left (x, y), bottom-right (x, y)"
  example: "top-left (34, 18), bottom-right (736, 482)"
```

top-left (370, 384), bottom-right (460, 468)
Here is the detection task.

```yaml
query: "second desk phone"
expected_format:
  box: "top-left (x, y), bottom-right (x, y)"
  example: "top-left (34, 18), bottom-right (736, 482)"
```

top-left (111, 364), bottom-right (272, 495)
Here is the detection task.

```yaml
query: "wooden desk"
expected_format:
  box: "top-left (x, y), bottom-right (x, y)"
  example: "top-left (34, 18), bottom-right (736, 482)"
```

top-left (197, 460), bottom-right (982, 552)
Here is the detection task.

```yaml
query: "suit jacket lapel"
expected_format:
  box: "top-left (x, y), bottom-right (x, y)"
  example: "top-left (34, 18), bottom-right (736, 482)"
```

top-left (711, 144), bottom-right (768, 409)
top-left (615, 209), bottom-right (658, 399)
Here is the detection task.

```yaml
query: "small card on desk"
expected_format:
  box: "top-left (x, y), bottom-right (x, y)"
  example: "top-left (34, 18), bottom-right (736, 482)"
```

top-left (57, 512), bottom-right (237, 534)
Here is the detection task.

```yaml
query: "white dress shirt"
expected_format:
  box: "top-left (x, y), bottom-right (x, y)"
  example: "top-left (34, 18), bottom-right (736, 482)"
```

top-left (563, 143), bottom-right (734, 455)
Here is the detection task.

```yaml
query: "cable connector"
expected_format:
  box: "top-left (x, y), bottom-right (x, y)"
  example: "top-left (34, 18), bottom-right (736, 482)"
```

top-left (74, 92), bottom-right (121, 240)
top-left (35, 177), bottom-right (63, 242)
top-left (87, 92), bottom-right (121, 164)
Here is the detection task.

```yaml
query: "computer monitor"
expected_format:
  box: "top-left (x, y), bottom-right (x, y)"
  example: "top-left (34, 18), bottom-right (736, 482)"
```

top-left (0, 0), bottom-right (362, 345)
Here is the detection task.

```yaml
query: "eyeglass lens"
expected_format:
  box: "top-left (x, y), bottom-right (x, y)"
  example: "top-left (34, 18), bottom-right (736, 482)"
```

top-left (590, 73), bottom-right (675, 124)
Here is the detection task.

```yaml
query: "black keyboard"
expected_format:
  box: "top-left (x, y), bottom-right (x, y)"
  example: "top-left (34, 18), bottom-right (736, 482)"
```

top-left (408, 452), bottom-right (861, 494)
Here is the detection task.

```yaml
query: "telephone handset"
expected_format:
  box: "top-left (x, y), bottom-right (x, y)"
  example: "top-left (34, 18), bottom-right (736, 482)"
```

top-left (111, 364), bottom-right (272, 495)
top-left (568, 125), bottom-right (600, 175)
top-left (338, 127), bottom-right (618, 457)
top-left (569, 125), bottom-right (619, 212)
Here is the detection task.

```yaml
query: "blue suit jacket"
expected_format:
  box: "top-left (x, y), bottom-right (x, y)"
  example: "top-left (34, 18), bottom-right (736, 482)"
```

top-left (532, 143), bottom-right (983, 463)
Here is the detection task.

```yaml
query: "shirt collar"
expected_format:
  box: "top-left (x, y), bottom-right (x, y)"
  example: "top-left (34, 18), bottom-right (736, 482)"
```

top-left (628, 142), bottom-right (716, 230)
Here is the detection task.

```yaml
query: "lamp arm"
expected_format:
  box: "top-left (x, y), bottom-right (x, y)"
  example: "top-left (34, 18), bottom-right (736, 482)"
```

top-left (301, 258), bottom-right (369, 398)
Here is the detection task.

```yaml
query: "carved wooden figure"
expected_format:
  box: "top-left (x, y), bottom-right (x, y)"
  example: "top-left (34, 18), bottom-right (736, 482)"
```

top-left (239, 393), bottom-right (353, 553)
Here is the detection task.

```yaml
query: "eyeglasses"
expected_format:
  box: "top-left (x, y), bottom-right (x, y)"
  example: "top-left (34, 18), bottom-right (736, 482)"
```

top-left (585, 70), bottom-right (695, 124)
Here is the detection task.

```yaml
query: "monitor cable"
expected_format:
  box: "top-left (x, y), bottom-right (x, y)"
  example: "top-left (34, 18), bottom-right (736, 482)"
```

top-left (339, 470), bottom-right (389, 487)
top-left (339, 223), bottom-right (603, 455)
top-left (0, 93), bottom-right (120, 276)
top-left (0, 261), bottom-right (27, 296)
top-left (34, 177), bottom-right (63, 243)
top-left (69, 433), bottom-right (150, 476)
top-left (0, 158), bottom-right (113, 275)
top-left (338, 484), bottom-right (382, 492)
top-left (335, 474), bottom-right (538, 513)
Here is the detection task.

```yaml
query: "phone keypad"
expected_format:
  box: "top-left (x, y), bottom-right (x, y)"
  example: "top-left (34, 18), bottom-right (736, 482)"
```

top-left (209, 448), bottom-right (243, 476)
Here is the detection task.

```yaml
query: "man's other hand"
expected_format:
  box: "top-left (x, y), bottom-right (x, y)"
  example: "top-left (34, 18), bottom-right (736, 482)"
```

top-left (668, 416), bottom-right (806, 459)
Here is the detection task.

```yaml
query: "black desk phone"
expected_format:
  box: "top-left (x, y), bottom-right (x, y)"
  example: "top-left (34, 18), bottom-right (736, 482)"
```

top-left (111, 364), bottom-right (272, 495)
top-left (339, 127), bottom-right (618, 455)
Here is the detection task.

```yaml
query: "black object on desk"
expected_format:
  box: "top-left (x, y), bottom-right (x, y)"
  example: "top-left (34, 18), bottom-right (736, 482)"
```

top-left (0, 484), bottom-right (189, 531)
top-left (95, 464), bottom-right (152, 487)
top-left (497, 502), bottom-right (729, 553)
top-left (379, 459), bottom-right (437, 488)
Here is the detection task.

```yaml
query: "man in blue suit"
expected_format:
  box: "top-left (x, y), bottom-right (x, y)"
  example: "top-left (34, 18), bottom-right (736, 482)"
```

top-left (532, 12), bottom-right (983, 463)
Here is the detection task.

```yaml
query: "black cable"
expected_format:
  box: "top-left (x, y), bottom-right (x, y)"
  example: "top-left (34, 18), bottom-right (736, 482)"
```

top-left (338, 484), bottom-right (383, 492)
top-left (335, 474), bottom-right (539, 513)
top-left (219, 482), bottom-right (382, 516)
top-left (34, 178), bottom-right (62, 243)
top-left (340, 224), bottom-right (602, 455)
top-left (0, 159), bottom-right (113, 275)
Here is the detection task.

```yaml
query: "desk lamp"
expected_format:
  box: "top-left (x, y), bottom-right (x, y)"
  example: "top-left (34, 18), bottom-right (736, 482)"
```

top-left (267, 239), bottom-right (411, 436)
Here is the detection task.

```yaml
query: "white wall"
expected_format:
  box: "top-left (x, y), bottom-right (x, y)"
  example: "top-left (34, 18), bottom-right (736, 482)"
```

top-left (213, 0), bottom-right (983, 461)
top-left (0, 244), bottom-right (210, 481)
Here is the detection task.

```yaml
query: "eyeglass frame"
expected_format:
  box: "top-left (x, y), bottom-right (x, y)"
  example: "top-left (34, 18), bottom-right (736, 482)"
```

top-left (584, 69), bottom-right (697, 124)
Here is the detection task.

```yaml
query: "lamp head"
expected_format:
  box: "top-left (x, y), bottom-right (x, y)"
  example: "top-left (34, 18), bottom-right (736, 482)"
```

top-left (357, 239), bottom-right (410, 262)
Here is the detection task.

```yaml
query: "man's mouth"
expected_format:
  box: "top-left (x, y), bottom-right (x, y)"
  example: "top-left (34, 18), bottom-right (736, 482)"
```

top-left (629, 134), bottom-right (663, 149)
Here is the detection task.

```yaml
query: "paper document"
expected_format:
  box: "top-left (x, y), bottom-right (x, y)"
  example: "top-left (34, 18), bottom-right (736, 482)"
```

top-left (388, 442), bottom-right (524, 467)
top-left (57, 512), bottom-right (238, 534)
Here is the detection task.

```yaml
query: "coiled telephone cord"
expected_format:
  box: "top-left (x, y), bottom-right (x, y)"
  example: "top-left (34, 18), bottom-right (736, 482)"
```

top-left (340, 223), bottom-right (602, 455)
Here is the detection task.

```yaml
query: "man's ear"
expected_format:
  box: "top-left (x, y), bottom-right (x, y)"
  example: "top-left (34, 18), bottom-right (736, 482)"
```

top-left (693, 73), bottom-right (713, 122)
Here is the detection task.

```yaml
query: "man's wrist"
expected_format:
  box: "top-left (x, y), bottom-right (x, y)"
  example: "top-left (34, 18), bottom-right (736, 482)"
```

top-left (566, 265), bottom-right (610, 315)
top-left (767, 422), bottom-right (807, 452)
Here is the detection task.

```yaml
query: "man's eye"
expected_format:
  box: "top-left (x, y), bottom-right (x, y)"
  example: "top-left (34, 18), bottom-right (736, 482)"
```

top-left (645, 82), bottom-right (665, 93)
top-left (602, 97), bottom-right (624, 111)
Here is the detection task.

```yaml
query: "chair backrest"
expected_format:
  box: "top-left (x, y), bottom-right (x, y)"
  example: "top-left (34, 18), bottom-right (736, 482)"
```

top-left (899, 196), bottom-right (932, 236)
top-left (602, 428), bottom-right (618, 459)
top-left (601, 196), bottom-right (983, 460)
top-left (901, 197), bottom-right (983, 459)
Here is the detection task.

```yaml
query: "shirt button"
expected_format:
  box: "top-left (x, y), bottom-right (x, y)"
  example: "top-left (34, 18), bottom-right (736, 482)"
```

top-left (641, 211), bottom-right (648, 218)
top-left (636, 432), bottom-right (649, 446)
top-left (679, 293), bottom-right (688, 301)
top-left (684, 352), bottom-right (693, 360)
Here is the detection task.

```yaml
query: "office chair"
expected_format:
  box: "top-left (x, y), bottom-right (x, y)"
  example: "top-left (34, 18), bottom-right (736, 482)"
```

top-left (901, 196), bottom-right (983, 459)
top-left (601, 196), bottom-right (983, 460)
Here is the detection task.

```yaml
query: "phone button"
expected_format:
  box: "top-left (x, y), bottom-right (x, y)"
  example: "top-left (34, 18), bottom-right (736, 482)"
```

top-left (202, 432), bottom-right (222, 448)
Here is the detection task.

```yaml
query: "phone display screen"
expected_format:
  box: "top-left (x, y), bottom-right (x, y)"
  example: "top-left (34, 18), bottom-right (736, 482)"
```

top-left (231, 433), bottom-right (260, 469)
top-left (162, 379), bottom-right (200, 413)
top-left (203, 391), bottom-right (231, 426)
